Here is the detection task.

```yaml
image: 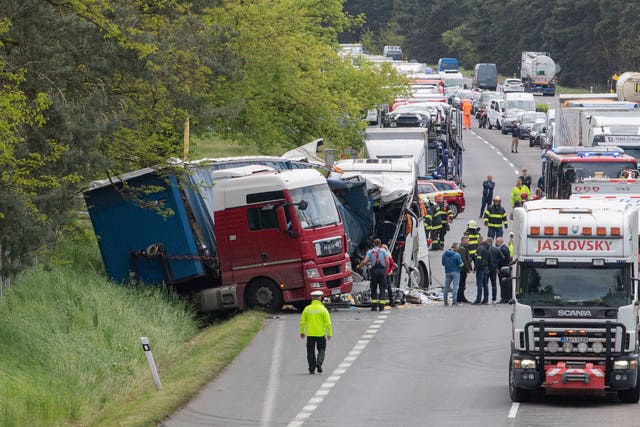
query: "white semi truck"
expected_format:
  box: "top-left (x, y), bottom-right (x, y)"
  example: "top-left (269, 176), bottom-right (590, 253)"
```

top-left (506, 199), bottom-right (640, 403)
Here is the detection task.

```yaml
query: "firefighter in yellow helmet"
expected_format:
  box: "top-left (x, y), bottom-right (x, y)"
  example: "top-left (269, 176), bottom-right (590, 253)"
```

top-left (463, 219), bottom-right (481, 267)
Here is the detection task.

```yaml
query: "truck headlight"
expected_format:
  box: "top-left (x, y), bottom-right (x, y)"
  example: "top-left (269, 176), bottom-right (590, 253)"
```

top-left (521, 359), bottom-right (536, 369)
top-left (306, 268), bottom-right (320, 278)
top-left (344, 275), bottom-right (353, 283)
top-left (310, 282), bottom-right (322, 288)
top-left (592, 342), bottom-right (604, 353)
top-left (562, 342), bottom-right (573, 353)
top-left (345, 262), bottom-right (352, 273)
top-left (577, 342), bottom-right (588, 353)
top-left (547, 341), bottom-right (559, 353)
top-left (614, 360), bottom-right (630, 370)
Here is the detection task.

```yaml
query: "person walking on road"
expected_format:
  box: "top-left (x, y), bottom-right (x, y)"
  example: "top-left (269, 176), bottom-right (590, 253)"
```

top-left (518, 168), bottom-right (532, 191)
top-left (511, 121), bottom-right (520, 153)
top-left (441, 242), bottom-right (464, 306)
top-left (479, 175), bottom-right (495, 218)
top-left (457, 236), bottom-right (474, 304)
top-left (357, 238), bottom-right (390, 311)
top-left (497, 237), bottom-right (512, 303)
top-left (462, 99), bottom-right (473, 130)
top-left (510, 178), bottom-right (530, 208)
top-left (381, 244), bottom-right (397, 307)
top-left (473, 236), bottom-right (490, 305)
top-left (300, 290), bottom-right (332, 374)
top-left (483, 196), bottom-right (508, 239)
top-left (487, 237), bottom-right (504, 304)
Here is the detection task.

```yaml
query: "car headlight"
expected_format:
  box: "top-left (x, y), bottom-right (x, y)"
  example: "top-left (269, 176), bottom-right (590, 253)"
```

top-left (306, 268), bottom-right (320, 278)
top-left (521, 359), bottom-right (536, 369)
top-left (592, 342), bottom-right (604, 353)
top-left (614, 360), bottom-right (630, 370)
top-left (547, 341), bottom-right (559, 353)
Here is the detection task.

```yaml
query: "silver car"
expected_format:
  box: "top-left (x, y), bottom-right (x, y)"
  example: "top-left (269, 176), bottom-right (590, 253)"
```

top-left (503, 78), bottom-right (525, 92)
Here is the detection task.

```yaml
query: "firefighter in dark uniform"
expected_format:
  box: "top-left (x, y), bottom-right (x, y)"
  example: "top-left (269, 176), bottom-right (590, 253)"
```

top-left (463, 220), bottom-right (481, 267)
top-left (434, 195), bottom-right (451, 250)
top-left (357, 238), bottom-right (391, 311)
top-left (483, 196), bottom-right (508, 239)
top-left (428, 198), bottom-right (442, 250)
top-left (419, 196), bottom-right (432, 242)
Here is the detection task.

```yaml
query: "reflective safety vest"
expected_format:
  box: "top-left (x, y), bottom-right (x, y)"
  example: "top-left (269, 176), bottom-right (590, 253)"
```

top-left (484, 204), bottom-right (507, 228)
top-left (465, 228), bottom-right (480, 256)
top-left (433, 202), bottom-right (449, 229)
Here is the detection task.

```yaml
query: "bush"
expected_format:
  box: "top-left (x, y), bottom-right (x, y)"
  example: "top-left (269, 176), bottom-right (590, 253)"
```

top-left (536, 103), bottom-right (549, 113)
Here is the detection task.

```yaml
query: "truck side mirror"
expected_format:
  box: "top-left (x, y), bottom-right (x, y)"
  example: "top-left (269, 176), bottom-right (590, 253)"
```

top-left (297, 200), bottom-right (308, 211)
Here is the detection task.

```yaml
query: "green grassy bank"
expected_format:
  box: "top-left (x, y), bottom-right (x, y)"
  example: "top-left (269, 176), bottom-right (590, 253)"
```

top-left (0, 230), bottom-right (264, 426)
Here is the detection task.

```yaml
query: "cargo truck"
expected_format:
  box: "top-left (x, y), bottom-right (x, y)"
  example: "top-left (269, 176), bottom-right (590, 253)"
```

top-left (520, 51), bottom-right (559, 96)
top-left (84, 164), bottom-right (353, 313)
top-left (506, 199), bottom-right (640, 403)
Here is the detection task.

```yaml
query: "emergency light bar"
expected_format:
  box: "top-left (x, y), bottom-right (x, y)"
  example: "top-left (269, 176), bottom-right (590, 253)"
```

top-left (528, 226), bottom-right (621, 236)
top-left (576, 151), bottom-right (621, 158)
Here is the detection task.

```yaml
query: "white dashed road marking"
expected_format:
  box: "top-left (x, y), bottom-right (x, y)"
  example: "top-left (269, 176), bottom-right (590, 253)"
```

top-left (470, 130), bottom-right (520, 175)
top-left (287, 312), bottom-right (390, 427)
top-left (508, 402), bottom-right (520, 418)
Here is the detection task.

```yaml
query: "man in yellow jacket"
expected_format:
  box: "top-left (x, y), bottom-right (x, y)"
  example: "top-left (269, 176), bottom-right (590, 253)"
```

top-left (300, 290), bottom-right (332, 374)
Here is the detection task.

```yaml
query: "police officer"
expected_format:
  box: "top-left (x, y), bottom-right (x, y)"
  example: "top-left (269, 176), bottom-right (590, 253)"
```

top-left (357, 238), bottom-right (390, 311)
top-left (300, 290), bottom-right (332, 374)
top-left (463, 220), bottom-right (481, 266)
top-left (483, 196), bottom-right (508, 239)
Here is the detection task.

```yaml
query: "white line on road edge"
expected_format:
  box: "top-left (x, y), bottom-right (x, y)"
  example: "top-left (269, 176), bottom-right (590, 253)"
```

top-left (287, 313), bottom-right (390, 427)
top-left (507, 402), bottom-right (519, 418)
top-left (260, 320), bottom-right (285, 427)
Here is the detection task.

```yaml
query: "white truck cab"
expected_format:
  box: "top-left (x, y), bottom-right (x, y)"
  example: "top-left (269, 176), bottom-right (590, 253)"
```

top-left (507, 199), bottom-right (640, 403)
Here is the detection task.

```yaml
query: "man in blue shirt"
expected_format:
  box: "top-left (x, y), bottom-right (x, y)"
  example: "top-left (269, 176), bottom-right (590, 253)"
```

top-left (441, 242), bottom-right (464, 306)
top-left (357, 238), bottom-right (391, 311)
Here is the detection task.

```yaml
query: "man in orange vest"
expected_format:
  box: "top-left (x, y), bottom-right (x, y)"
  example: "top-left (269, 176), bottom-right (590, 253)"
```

top-left (462, 99), bottom-right (473, 130)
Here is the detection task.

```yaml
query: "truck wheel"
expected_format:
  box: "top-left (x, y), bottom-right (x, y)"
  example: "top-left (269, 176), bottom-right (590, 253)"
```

top-left (448, 202), bottom-right (459, 218)
top-left (509, 359), bottom-right (531, 402)
top-left (292, 301), bottom-right (309, 311)
top-left (619, 369), bottom-right (640, 403)
top-left (419, 263), bottom-right (429, 289)
top-left (247, 278), bottom-right (283, 312)
top-left (497, 120), bottom-right (502, 130)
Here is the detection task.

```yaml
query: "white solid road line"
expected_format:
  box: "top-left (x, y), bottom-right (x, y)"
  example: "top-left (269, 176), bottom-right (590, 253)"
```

top-left (260, 320), bottom-right (285, 427)
top-left (287, 312), bottom-right (390, 427)
top-left (507, 402), bottom-right (519, 418)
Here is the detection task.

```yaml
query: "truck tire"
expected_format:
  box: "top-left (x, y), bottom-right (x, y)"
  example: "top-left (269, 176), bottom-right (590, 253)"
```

top-left (419, 263), bottom-right (429, 289)
top-left (618, 369), bottom-right (640, 403)
top-left (509, 359), bottom-right (531, 402)
top-left (246, 278), bottom-right (283, 312)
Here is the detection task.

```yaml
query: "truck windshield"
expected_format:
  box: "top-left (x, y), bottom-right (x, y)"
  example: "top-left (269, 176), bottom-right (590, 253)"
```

top-left (290, 184), bottom-right (341, 229)
top-left (562, 161), bottom-right (636, 183)
top-left (518, 264), bottom-right (633, 307)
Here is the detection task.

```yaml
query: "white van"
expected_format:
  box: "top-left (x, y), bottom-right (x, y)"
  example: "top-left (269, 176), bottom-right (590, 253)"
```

top-left (504, 92), bottom-right (536, 112)
top-left (487, 99), bottom-right (505, 130)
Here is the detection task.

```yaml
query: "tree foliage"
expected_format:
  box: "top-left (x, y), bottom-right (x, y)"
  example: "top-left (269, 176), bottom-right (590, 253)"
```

top-left (0, 0), bottom-right (404, 280)
top-left (342, 0), bottom-right (640, 87)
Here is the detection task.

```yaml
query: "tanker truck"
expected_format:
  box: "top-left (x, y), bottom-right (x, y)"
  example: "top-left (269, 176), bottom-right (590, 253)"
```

top-left (616, 72), bottom-right (640, 103)
top-left (520, 51), bottom-right (560, 96)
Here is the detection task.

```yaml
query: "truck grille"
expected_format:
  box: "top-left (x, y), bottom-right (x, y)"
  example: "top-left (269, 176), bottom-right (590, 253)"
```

top-left (525, 321), bottom-right (627, 359)
top-left (322, 265), bottom-right (341, 276)
top-left (326, 279), bottom-right (342, 289)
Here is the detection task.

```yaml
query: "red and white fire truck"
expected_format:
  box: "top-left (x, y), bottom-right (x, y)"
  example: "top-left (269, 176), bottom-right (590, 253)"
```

top-left (544, 146), bottom-right (637, 199)
top-left (506, 199), bottom-right (640, 402)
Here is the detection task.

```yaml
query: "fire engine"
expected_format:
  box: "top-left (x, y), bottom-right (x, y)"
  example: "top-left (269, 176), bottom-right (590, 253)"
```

top-left (544, 146), bottom-right (637, 199)
top-left (505, 199), bottom-right (640, 402)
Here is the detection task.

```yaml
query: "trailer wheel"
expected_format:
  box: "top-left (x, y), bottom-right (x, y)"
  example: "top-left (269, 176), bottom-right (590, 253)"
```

top-left (247, 278), bottom-right (283, 312)
top-left (419, 263), bottom-right (430, 289)
top-left (618, 369), bottom-right (640, 403)
top-left (509, 358), bottom-right (531, 402)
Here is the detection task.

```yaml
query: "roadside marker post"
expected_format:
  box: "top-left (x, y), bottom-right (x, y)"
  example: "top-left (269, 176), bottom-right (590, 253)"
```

top-left (141, 337), bottom-right (162, 391)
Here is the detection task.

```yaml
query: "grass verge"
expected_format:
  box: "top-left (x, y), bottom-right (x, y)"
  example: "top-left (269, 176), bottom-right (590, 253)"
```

top-left (0, 231), bottom-right (264, 426)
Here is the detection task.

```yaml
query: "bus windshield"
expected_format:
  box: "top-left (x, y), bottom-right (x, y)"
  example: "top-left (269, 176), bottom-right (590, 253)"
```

top-left (518, 264), bottom-right (633, 308)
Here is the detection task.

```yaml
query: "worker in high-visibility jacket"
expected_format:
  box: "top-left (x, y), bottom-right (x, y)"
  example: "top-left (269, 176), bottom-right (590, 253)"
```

top-left (431, 195), bottom-right (451, 250)
top-left (428, 198), bottom-right (441, 250)
top-left (419, 196), bottom-right (433, 243)
top-left (483, 196), bottom-right (508, 239)
top-left (463, 219), bottom-right (481, 267)
top-left (300, 290), bottom-right (332, 374)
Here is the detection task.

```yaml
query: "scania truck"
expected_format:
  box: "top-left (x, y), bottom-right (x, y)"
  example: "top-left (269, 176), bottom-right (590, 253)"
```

top-left (506, 199), bottom-right (640, 402)
top-left (84, 164), bottom-right (353, 313)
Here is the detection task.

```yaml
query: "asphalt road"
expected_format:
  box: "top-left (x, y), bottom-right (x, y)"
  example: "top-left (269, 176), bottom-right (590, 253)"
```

top-left (165, 95), bottom-right (640, 426)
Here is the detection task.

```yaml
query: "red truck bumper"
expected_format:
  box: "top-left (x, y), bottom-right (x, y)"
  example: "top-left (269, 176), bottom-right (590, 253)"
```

top-left (544, 362), bottom-right (605, 392)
